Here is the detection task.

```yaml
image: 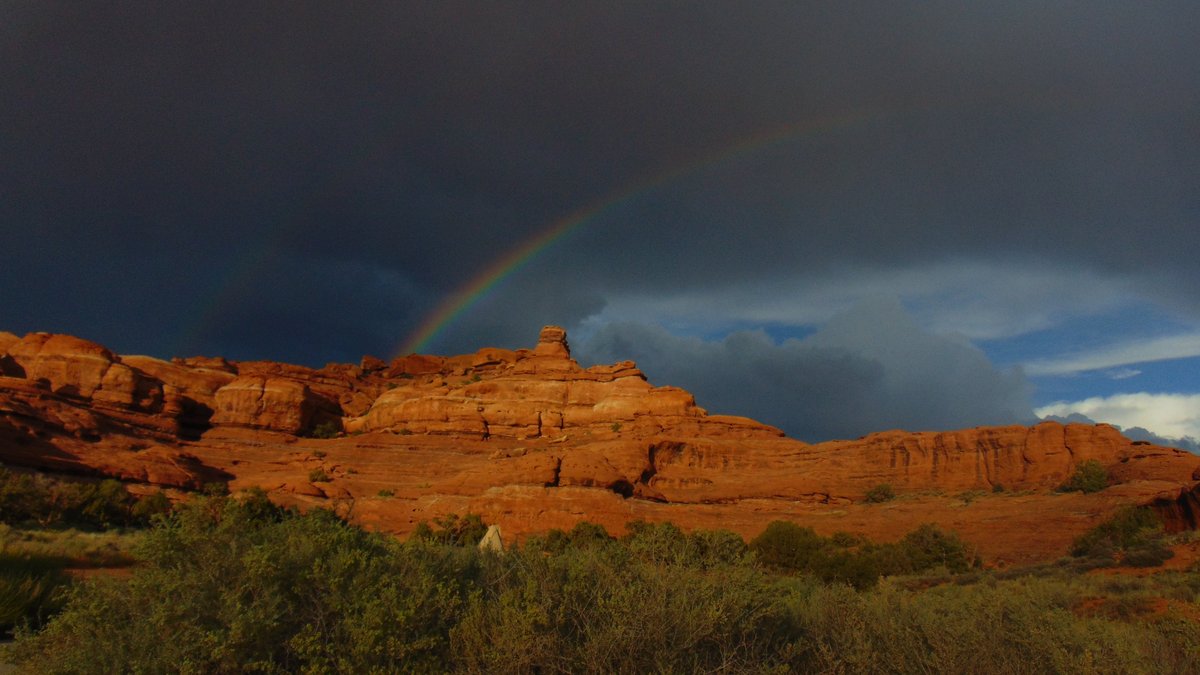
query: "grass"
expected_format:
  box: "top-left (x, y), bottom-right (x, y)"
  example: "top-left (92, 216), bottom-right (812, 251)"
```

top-left (0, 552), bottom-right (69, 636)
top-left (1, 525), bottom-right (142, 637)
top-left (0, 525), bottom-right (141, 569)
top-left (957, 489), bottom-right (988, 505)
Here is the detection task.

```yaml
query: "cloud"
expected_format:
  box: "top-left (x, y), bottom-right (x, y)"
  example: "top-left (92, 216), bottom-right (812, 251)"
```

top-left (1105, 368), bottom-right (1142, 380)
top-left (176, 254), bottom-right (431, 365)
top-left (573, 259), bottom-right (1139, 342)
top-left (1041, 411), bottom-right (1200, 453)
top-left (1036, 393), bottom-right (1200, 448)
top-left (2, 2), bottom-right (1199, 397)
top-left (1024, 333), bottom-right (1200, 376)
top-left (1121, 426), bottom-right (1200, 454)
top-left (577, 298), bottom-right (1034, 441)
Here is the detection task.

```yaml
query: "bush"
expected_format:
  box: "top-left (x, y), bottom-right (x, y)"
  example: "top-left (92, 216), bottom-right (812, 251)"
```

top-left (412, 513), bottom-right (489, 547)
top-left (7, 496), bottom-right (474, 672)
top-left (308, 469), bottom-right (330, 483)
top-left (0, 469), bottom-right (154, 530)
top-left (865, 483), bottom-right (896, 503)
top-left (309, 421), bottom-right (340, 439)
top-left (451, 536), bottom-right (798, 672)
top-left (1059, 460), bottom-right (1109, 493)
top-left (895, 523), bottom-right (974, 574)
top-left (7, 506), bottom-right (1197, 673)
top-left (202, 481), bottom-right (230, 496)
top-left (749, 521), bottom-right (824, 572)
top-left (750, 521), bottom-right (973, 588)
top-left (130, 490), bottom-right (172, 525)
top-left (0, 553), bottom-right (70, 637)
top-left (1071, 506), bottom-right (1173, 567)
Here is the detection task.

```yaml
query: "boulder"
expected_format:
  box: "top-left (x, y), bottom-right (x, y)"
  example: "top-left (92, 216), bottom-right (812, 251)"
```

top-left (211, 376), bottom-right (331, 434)
top-left (5, 333), bottom-right (163, 411)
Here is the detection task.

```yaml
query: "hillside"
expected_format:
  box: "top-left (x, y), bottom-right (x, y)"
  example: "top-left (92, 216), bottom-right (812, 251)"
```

top-left (2, 325), bottom-right (1197, 564)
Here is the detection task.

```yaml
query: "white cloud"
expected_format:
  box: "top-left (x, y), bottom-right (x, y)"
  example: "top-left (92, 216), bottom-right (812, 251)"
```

top-left (1036, 392), bottom-right (1200, 442)
top-left (1105, 368), bottom-right (1142, 380)
top-left (1024, 333), bottom-right (1200, 376)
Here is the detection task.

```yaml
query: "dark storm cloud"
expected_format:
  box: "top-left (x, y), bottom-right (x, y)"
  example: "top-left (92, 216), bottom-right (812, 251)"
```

top-left (2, 3), bottom-right (1197, 432)
top-left (175, 253), bottom-right (428, 365)
top-left (577, 299), bottom-right (1035, 441)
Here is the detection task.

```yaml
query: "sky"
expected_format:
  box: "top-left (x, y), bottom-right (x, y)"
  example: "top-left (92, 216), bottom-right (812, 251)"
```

top-left (3, 3), bottom-right (1198, 447)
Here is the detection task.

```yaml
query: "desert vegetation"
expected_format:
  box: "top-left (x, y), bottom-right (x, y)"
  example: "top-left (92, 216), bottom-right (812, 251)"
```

top-left (3, 491), bottom-right (1200, 673)
top-left (0, 468), bottom-right (171, 530)
top-left (1, 469), bottom-right (161, 638)
top-left (1059, 460), bottom-right (1110, 494)
top-left (864, 482), bottom-right (896, 503)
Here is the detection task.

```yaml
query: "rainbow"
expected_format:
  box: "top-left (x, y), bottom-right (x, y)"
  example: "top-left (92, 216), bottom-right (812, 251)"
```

top-left (396, 110), bottom-right (875, 356)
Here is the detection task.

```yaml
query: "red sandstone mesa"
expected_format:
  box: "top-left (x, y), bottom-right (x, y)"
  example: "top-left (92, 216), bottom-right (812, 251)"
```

top-left (2, 325), bottom-right (1198, 563)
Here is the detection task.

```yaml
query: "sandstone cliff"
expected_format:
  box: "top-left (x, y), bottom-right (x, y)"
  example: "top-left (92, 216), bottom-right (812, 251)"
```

top-left (2, 325), bottom-right (1198, 564)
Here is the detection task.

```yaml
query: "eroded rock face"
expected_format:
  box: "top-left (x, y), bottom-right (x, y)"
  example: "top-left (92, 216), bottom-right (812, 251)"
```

top-left (355, 325), bottom-right (776, 441)
top-left (534, 325), bottom-right (570, 358)
top-left (2, 325), bottom-right (1199, 564)
top-left (5, 333), bottom-right (163, 411)
top-left (212, 377), bottom-right (325, 434)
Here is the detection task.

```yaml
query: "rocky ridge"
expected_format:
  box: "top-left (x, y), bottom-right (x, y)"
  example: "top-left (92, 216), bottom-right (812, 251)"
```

top-left (2, 326), bottom-right (1198, 564)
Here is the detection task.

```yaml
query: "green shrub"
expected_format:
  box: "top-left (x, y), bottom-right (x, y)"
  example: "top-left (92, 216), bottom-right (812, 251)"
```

top-left (0, 470), bottom-right (152, 530)
top-left (202, 481), bottom-right (230, 496)
top-left (895, 523), bottom-right (974, 574)
top-left (236, 487), bottom-right (288, 523)
top-left (1059, 460), bottom-right (1109, 493)
top-left (307, 469), bottom-right (330, 483)
top-left (1071, 506), bottom-right (1173, 568)
top-left (377, 489), bottom-right (395, 498)
top-left (830, 531), bottom-right (865, 548)
top-left (130, 490), bottom-right (172, 525)
top-left (309, 421), bottom-right (340, 439)
top-left (750, 521), bottom-right (973, 587)
top-left (749, 521), bottom-right (824, 572)
top-left (451, 537), bottom-right (798, 672)
top-left (7, 496), bottom-right (472, 672)
top-left (7, 504), bottom-right (1199, 673)
top-left (412, 513), bottom-right (489, 547)
top-left (0, 553), bottom-right (70, 637)
top-left (865, 483), bottom-right (895, 503)
top-left (0, 470), bottom-right (48, 525)
top-left (992, 482), bottom-right (1005, 493)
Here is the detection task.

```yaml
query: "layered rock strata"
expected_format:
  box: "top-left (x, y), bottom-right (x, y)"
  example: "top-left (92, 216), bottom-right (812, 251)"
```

top-left (2, 325), bottom-right (1198, 564)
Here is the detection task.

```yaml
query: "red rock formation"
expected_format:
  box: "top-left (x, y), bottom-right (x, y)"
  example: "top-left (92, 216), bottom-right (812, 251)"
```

top-left (212, 376), bottom-right (323, 434)
top-left (5, 333), bottom-right (163, 411)
top-left (2, 325), bottom-right (1199, 564)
